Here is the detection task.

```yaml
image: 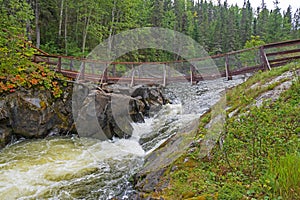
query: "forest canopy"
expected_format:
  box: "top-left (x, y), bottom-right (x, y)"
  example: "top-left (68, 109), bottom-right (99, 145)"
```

top-left (1, 0), bottom-right (300, 61)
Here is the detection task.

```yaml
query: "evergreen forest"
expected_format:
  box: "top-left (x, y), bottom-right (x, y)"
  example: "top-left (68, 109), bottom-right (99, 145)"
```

top-left (1, 0), bottom-right (300, 60)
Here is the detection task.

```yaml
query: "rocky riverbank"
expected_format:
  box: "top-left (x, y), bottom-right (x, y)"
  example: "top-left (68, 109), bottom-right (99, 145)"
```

top-left (131, 63), bottom-right (300, 200)
top-left (0, 82), bottom-right (166, 148)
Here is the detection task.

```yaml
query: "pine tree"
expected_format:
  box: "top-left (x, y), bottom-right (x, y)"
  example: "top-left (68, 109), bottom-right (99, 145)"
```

top-left (282, 5), bottom-right (293, 40)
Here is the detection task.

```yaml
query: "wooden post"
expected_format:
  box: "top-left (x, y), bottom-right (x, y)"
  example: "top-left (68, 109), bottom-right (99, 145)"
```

top-left (70, 59), bottom-right (74, 71)
top-left (190, 64), bottom-right (193, 85)
top-left (81, 62), bottom-right (85, 80)
top-left (163, 63), bottom-right (167, 87)
top-left (112, 64), bottom-right (116, 77)
top-left (91, 63), bottom-right (95, 74)
top-left (260, 46), bottom-right (271, 71)
top-left (57, 57), bottom-right (62, 72)
top-left (168, 63), bottom-right (171, 79)
top-left (33, 55), bottom-right (37, 63)
top-left (138, 65), bottom-right (141, 78)
top-left (225, 54), bottom-right (232, 80)
top-left (99, 63), bottom-right (109, 83)
top-left (130, 64), bottom-right (135, 87)
top-left (103, 64), bottom-right (108, 83)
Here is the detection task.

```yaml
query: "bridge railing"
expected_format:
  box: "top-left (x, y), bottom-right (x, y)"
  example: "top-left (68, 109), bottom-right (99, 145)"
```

top-left (33, 38), bottom-right (300, 85)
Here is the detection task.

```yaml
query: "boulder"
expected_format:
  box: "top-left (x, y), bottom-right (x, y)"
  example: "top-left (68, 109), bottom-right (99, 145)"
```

top-left (133, 119), bottom-right (199, 196)
top-left (75, 89), bottom-right (134, 140)
top-left (0, 100), bottom-right (12, 148)
top-left (0, 83), bottom-right (74, 146)
top-left (0, 82), bottom-right (167, 148)
top-left (73, 83), bottom-right (167, 140)
top-left (8, 94), bottom-right (56, 137)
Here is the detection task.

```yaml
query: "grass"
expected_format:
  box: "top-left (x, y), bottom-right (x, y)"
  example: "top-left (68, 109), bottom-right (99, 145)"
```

top-left (266, 153), bottom-right (300, 199)
top-left (226, 62), bottom-right (300, 116)
top-left (148, 62), bottom-right (300, 200)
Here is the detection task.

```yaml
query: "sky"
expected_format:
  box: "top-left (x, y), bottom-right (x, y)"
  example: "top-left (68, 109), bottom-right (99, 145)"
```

top-left (213, 0), bottom-right (300, 12)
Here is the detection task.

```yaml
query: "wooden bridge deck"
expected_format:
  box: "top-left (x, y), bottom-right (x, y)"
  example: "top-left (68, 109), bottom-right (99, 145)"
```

top-left (32, 39), bottom-right (300, 86)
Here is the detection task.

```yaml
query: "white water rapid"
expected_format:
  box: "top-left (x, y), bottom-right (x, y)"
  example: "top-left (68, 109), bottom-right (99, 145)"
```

top-left (0, 76), bottom-right (246, 199)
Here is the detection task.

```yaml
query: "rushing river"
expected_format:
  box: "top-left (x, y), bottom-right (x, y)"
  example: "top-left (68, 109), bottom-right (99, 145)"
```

top-left (0, 77), bottom-right (246, 199)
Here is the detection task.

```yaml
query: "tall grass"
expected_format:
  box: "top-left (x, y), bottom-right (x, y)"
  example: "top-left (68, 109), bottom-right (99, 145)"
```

top-left (268, 153), bottom-right (300, 199)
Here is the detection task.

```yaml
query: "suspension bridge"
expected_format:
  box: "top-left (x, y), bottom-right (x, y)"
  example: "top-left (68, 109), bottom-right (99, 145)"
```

top-left (32, 39), bottom-right (300, 86)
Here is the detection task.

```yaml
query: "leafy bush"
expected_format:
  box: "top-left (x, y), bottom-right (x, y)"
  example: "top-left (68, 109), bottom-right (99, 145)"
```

top-left (0, 0), bottom-right (67, 98)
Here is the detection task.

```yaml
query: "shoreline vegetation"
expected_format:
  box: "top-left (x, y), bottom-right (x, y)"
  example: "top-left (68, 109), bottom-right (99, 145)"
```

top-left (143, 62), bottom-right (300, 200)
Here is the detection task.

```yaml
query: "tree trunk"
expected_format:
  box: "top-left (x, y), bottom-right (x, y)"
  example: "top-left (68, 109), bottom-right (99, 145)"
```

top-left (82, 9), bottom-right (92, 54)
top-left (26, 21), bottom-right (32, 41)
top-left (64, 4), bottom-right (68, 55)
top-left (26, 0), bottom-right (32, 41)
top-left (58, 0), bottom-right (64, 38)
top-left (107, 0), bottom-right (117, 59)
top-left (35, 0), bottom-right (40, 48)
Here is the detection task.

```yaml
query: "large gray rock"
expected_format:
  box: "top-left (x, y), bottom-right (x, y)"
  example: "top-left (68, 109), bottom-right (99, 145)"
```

top-left (0, 100), bottom-right (12, 148)
top-left (0, 83), bottom-right (167, 148)
top-left (73, 84), bottom-right (167, 140)
top-left (0, 83), bottom-right (74, 146)
top-left (133, 119), bottom-right (199, 195)
top-left (75, 89), bottom-right (135, 140)
top-left (8, 95), bottom-right (56, 137)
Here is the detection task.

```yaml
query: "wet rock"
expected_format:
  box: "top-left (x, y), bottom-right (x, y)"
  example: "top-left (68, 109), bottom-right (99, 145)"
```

top-left (8, 94), bottom-right (56, 137)
top-left (0, 100), bottom-right (12, 147)
top-left (133, 119), bottom-right (199, 196)
top-left (0, 83), bottom-right (75, 147)
top-left (72, 83), bottom-right (167, 140)
top-left (0, 82), bottom-right (167, 148)
top-left (134, 168), bottom-right (167, 193)
top-left (0, 119), bottom-right (12, 148)
top-left (74, 85), bottom-right (163, 140)
top-left (130, 85), bottom-right (166, 117)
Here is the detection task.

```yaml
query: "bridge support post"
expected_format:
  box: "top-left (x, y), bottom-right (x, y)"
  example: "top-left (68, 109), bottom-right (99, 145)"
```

top-left (190, 65), bottom-right (197, 85)
top-left (91, 63), bottom-right (95, 74)
top-left (103, 66), bottom-right (108, 83)
top-left (190, 65), bottom-right (194, 85)
top-left (163, 64), bottom-right (167, 87)
top-left (225, 54), bottom-right (232, 80)
top-left (130, 64), bottom-right (135, 87)
top-left (57, 57), bottom-right (62, 72)
top-left (70, 59), bottom-right (74, 71)
top-left (100, 64), bottom-right (108, 85)
top-left (112, 64), bottom-right (116, 76)
top-left (81, 62), bottom-right (85, 80)
top-left (260, 46), bottom-right (271, 71)
top-left (130, 70), bottom-right (135, 87)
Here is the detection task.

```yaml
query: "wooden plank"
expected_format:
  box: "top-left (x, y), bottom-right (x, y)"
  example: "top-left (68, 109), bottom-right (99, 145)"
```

top-left (266, 48), bottom-right (300, 57)
top-left (269, 55), bottom-right (300, 63)
top-left (263, 39), bottom-right (300, 49)
top-left (270, 61), bottom-right (289, 68)
top-left (230, 65), bottom-right (263, 76)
